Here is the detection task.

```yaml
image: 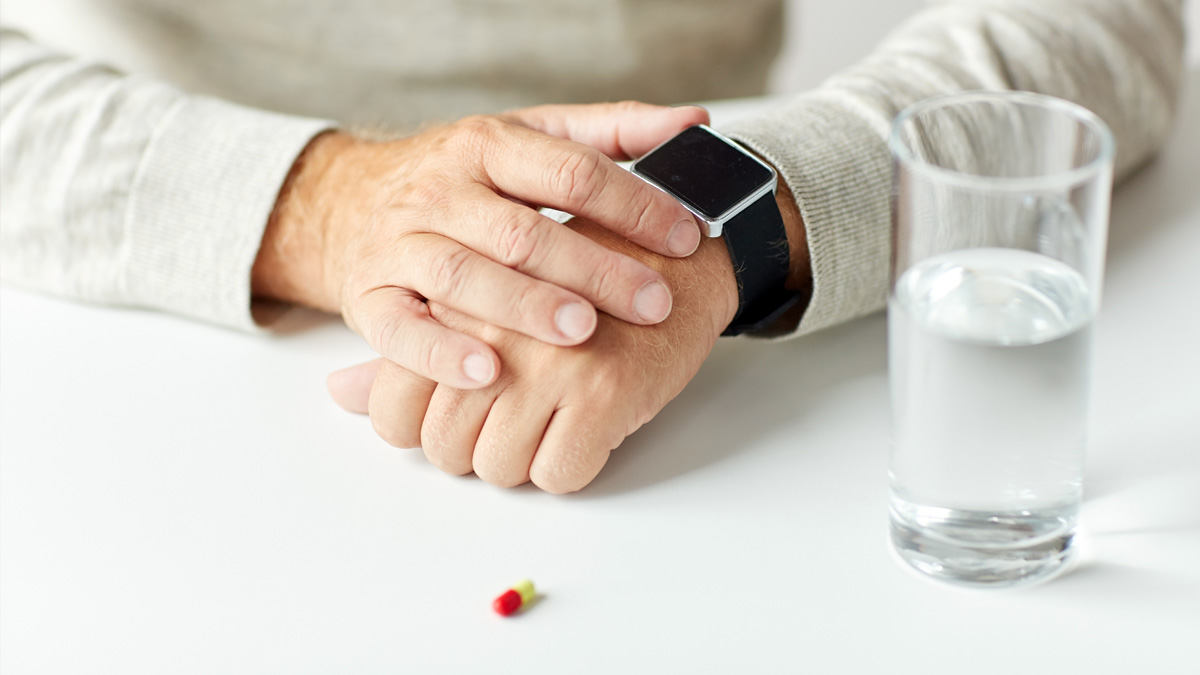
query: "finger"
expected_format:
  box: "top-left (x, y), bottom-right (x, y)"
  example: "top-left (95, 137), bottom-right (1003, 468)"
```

top-left (420, 381), bottom-right (500, 477)
top-left (527, 404), bottom-right (622, 494)
top-left (349, 286), bottom-right (499, 389)
top-left (327, 358), bottom-right (386, 414)
top-left (396, 233), bottom-right (599, 343)
top-left (504, 101), bottom-right (711, 160)
top-left (470, 391), bottom-right (556, 488)
top-left (439, 196), bottom-right (673, 325)
top-left (474, 122), bottom-right (703, 258)
top-left (367, 360), bottom-right (437, 449)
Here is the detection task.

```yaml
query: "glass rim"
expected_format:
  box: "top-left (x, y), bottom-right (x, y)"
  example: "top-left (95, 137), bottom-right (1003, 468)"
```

top-left (889, 90), bottom-right (1116, 192)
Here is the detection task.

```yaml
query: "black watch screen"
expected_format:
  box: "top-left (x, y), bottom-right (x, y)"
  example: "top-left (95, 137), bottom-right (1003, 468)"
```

top-left (632, 126), bottom-right (774, 220)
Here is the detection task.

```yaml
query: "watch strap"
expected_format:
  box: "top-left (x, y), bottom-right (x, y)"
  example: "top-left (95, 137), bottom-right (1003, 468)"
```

top-left (720, 191), bottom-right (802, 336)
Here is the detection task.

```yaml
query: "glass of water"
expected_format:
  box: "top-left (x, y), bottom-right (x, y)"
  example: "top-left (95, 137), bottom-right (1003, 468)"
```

top-left (887, 92), bottom-right (1115, 587)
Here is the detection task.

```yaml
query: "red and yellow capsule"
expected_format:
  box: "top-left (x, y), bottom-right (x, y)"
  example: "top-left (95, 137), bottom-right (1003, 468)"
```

top-left (492, 579), bottom-right (536, 617)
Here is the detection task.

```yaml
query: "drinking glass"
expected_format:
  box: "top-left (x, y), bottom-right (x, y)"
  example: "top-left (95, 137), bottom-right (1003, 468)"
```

top-left (887, 91), bottom-right (1115, 587)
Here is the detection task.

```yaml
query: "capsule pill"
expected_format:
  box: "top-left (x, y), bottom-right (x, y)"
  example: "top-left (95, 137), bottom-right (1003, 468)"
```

top-left (493, 579), bottom-right (536, 616)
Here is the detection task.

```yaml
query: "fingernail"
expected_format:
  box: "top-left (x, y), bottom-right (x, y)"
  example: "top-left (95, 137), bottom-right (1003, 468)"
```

top-left (555, 301), bottom-right (595, 341)
top-left (633, 280), bottom-right (672, 323)
top-left (462, 353), bottom-right (494, 384)
top-left (666, 218), bottom-right (701, 256)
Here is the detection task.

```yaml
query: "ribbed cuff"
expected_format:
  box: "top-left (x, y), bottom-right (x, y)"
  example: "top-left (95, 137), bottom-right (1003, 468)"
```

top-left (122, 94), bottom-right (333, 331)
top-left (721, 93), bottom-right (893, 339)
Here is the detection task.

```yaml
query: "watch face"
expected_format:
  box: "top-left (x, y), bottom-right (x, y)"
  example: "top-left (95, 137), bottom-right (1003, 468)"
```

top-left (633, 125), bottom-right (774, 220)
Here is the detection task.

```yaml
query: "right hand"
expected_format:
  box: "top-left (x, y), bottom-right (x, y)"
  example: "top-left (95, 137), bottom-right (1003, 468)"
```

top-left (325, 215), bottom-right (742, 492)
top-left (252, 102), bottom-right (710, 389)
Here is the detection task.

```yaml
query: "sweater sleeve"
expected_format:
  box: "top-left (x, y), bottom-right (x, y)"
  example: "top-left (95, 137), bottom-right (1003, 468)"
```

top-left (721, 0), bottom-right (1186, 338)
top-left (0, 27), bottom-right (334, 331)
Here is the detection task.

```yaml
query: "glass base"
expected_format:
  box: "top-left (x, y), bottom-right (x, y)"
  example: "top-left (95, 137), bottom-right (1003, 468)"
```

top-left (889, 499), bottom-right (1076, 588)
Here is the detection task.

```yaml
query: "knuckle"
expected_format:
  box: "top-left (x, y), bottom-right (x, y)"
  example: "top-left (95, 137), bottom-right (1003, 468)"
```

top-left (415, 334), bottom-right (445, 381)
top-left (422, 393), bottom-right (473, 469)
top-left (535, 479), bottom-right (575, 495)
top-left (473, 455), bottom-right (526, 489)
top-left (366, 304), bottom-right (407, 360)
top-left (530, 459), bottom-right (586, 495)
top-left (453, 115), bottom-right (495, 140)
top-left (362, 295), bottom-right (450, 380)
top-left (583, 367), bottom-right (628, 411)
top-left (421, 418), bottom-right (473, 476)
top-left (493, 212), bottom-right (544, 269)
top-left (451, 115), bottom-right (504, 157)
top-left (509, 281), bottom-right (544, 326)
top-left (585, 255), bottom-right (625, 309)
top-left (371, 413), bottom-right (419, 449)
top-left (548, 148), bottom-right (605, 210)
top-left (615, 99), bottom-right (642, 115)
top-left (623, 188), bottom-right (662, 240)
top-left (527, 463), bottom-right (558, 493)
top-left (409, 176), bottom-right (454, 209)
top-left (428, 246), bottom-right (475, 301)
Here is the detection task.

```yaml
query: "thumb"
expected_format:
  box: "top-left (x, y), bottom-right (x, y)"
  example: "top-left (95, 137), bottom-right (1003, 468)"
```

top-left (326, 358), bottom-right (387, 414)
top-left (506, 101), bottom-right (710, 160)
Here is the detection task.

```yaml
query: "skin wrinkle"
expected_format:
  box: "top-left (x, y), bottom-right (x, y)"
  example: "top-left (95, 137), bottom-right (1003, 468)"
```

top-left (348, 139), bottom-right (770, 486)
top-left (477, 402), bottom-right (519, 464)
top-left (4, 0), bottom-right (1174, 490)
top-left (472, 384), bottom-right (525, 468)
top-left (410, 214), bottom-right (736, 491)
top-left (533, 409), bottom-right (595, 490)
top-left (255, 103), bottom-right (742, 490)
top-left (255, 106), bottom-right (710, 397)
top-left (424, 386), bottom-right (490, 474)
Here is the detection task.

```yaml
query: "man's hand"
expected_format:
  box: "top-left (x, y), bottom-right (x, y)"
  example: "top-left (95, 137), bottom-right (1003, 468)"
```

top-left (328, 219), bottom-right (741, 493)
top-left (252, 103), bottom-right (709, 389)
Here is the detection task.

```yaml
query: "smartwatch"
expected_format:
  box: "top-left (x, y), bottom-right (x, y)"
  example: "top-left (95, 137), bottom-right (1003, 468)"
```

top-left (630, 125), bottom-right (802, 336)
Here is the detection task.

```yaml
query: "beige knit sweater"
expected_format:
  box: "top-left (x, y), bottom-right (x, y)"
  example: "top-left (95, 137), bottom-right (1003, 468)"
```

top-left (0, 0), bottom-right (1186, 335)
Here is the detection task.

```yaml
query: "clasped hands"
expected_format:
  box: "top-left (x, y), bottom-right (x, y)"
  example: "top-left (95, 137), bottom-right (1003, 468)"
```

top-left (252, 102), bottom-right (748, 493)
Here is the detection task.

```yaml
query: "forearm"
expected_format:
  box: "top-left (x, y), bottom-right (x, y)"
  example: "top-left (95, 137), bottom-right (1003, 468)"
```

top-left (723, 0), bottom-right (1187, 338)
top-left (0, 26), bottom-right (332, 330)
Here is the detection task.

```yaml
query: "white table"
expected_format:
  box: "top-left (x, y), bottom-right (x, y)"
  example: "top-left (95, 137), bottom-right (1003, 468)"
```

top-left (4, 69), bottom-right (1199, 675)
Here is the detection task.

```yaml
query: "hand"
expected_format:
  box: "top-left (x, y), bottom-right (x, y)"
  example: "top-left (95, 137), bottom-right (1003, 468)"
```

top-left (252, 102), bottom-right (710, 389)
top-left (328, 218), bottom-right (741, 493)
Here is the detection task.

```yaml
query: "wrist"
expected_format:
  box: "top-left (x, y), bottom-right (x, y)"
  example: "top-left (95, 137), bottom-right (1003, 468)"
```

top-left (593, 180), bottom-right (807, 338)
top-left (776, 180), bottom-right (812, 297)
top-left (691, 180), bottom-right (809, 337)
top-left (252, 130), bottom-right (356, 313)
top-left (688, 235), bottom-right (741, 335)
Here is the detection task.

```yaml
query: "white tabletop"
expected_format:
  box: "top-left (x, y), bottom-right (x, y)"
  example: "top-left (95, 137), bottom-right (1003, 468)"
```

top-left (4, 69), bottom-right (1199, 675)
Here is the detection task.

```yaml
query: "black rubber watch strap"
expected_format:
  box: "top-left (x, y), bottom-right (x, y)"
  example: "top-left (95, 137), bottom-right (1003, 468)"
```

top-left (720, 191), bottom-right (802, 336)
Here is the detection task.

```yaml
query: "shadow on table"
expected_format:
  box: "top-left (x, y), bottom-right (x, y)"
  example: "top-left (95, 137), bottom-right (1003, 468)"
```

top-left (1046, 560), bottom-right (1200, 603)
top-left (1084, 67), bottom-right (1200, 507)
top-left (583, 313), bottom-right (888, 497)
top-left (256, 303), bottom-right (344, 335)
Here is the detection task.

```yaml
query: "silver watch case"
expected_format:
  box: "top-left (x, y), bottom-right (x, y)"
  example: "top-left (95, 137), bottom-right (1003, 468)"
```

top-left (629, 124), bottom-right (777, 238)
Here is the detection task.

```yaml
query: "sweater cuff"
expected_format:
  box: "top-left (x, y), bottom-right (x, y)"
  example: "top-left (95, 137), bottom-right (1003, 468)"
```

top-left (122, 94), bottom-right (333, 331)
top-left (721, 93), bottom-right (893, 338)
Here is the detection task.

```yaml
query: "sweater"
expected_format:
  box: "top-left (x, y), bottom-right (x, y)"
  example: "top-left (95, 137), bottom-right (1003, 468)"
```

top-left (0, 0), bottom-right (1186, 334)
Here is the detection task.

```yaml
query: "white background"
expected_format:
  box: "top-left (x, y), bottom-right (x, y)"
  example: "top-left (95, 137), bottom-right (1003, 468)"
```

top-left (3, 2), bottom-right (1199, 674)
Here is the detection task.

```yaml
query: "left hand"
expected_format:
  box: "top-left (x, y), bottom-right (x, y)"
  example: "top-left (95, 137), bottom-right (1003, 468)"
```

top-left (327, 218), bottom-right (740, 493)
top-left (254, 103), bottom-right (713, 391)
